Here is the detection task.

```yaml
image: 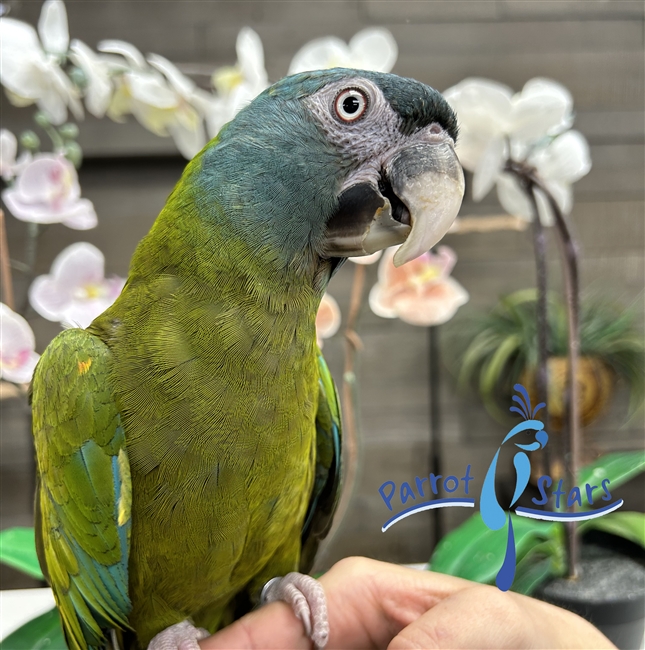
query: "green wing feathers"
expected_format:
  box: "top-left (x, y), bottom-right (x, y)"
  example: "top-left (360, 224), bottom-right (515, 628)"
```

top-left (31, 329), bottom-right (132, 650)
top-left (300, 351), bottom-right (342, 571)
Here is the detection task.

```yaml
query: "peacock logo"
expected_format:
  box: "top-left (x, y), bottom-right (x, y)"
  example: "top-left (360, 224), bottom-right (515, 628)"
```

top-left (481, 384), bottom-right (624, 591)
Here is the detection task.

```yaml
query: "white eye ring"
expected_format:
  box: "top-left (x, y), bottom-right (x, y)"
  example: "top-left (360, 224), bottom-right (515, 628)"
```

top-left (334, 88), bottom-right (369, 123)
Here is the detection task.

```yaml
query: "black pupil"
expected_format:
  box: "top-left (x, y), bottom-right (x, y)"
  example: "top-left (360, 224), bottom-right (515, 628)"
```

top-left (342, 95), bottom-right (361, 114)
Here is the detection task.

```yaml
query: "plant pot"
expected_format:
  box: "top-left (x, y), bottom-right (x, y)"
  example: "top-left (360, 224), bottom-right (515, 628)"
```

top-left (522, 356), bottom-right (614, 431)
top-left (537, 539), bottom-right (645, 650)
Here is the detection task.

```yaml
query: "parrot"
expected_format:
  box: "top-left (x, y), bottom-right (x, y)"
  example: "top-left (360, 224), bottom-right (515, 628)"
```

top-left (30, 68), bottom-right (464, 650)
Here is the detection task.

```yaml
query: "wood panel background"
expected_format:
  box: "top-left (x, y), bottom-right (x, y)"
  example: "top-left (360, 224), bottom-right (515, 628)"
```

top-left (1, 0), bottom-right (643, 586)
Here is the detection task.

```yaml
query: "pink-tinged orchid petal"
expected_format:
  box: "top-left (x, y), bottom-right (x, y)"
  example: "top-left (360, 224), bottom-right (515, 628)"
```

top-left (12, 154), bottom-right (80, 203)
top-left (2, 154), bottom-right (97, 229)
top-left (0, 303), bottom-right (40, 384)
top-left (60, 296), bottom-right (116, 329)
top-left (315, 293), bottom-right (341, 348)
top-left (60, 199), bottom-right (99, 230)
top-left (38, 0), bottom-right (69, 55)
top-left (28, 275), bottom-right (70, 321)
top-left (369, 245), bottom-right (468, 326)
top-left (29, 243), bottom-right (125, 329)
top-left (388, 276), bottom-right (469, 326)
top-left (348, 251), bottom-right (383, 266)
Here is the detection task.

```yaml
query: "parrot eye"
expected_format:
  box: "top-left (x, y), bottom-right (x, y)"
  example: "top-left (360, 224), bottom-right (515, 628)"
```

top-left (334, 88), bottom-right (369, 123)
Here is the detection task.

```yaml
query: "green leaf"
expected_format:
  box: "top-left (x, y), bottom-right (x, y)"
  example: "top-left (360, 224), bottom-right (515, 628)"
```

top-left (430, 513), bottom-right (559, 585)
top-left (579, 511), bottom-right (645, 548)
top-left (512, 527), bottom-right (567, 595)
top-left (0, 608), bottom-right (65, 650)
top-left (578, 451), bottom-right (645, 507)
top-left (0, 528), bottom-right (44, 580)
top-left (512, 555), bottom-right (557, 596)
top-left (430, 514), bottom-right (491, 576)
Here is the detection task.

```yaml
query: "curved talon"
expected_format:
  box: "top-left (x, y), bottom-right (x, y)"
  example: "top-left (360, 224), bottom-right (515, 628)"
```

top-left (262, 572), bottom-right (329, 649)
top-left (147, 620), bottom-right (210, 650)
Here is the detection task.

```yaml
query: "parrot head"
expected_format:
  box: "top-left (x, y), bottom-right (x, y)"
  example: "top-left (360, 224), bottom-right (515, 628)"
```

top-left (193, 68), bottom-right (464, 278)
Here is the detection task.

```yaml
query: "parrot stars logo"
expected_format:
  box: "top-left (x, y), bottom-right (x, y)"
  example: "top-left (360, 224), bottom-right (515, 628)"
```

top-left (481, 384), bottom-right (623, 591)
top-left (378, 385), bottom-right (624, 591)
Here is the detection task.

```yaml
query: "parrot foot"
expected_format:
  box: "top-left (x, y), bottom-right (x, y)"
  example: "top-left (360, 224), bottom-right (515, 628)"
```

top-left (147, 620), bottom-right (210, 650)
top-left (261, 572), bottom-right (329, 649)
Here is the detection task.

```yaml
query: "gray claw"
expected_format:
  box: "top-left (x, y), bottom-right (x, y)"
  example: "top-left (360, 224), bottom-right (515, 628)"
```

top-left (262, 572), bottom-right (329, 649)
top-left (147, 620), bottom-right (210, 650)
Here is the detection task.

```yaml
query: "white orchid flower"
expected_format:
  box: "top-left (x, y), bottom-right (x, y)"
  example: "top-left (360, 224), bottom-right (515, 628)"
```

top-left (0, 0), bottom-right (82, 124)
top-left (99, 41), bottom-right (207, 159)
top-left (69, 40), bottom-right (112, 118)
top-left (0, 303), bottom-right (40, 384)
top-left (29, 242), bottom-right (125, 329)
top-left (147, 53), bottom-right (209, 158)
top-left (2, 153), bottom-right (97, 229)
top-left (444, 77), bottom-right (588, 225)
top-left (207, 28), bottom-right (269, 138)
top-left (496, 130), bottom-right (591, 226)
top-left (288, 28), bottom-right (398, 75)
top-left (0, 129), bottom-right (31, 181)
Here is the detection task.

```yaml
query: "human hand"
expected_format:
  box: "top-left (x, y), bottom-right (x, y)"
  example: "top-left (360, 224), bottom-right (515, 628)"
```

top-left (199, 556), bottom-right (615, 649)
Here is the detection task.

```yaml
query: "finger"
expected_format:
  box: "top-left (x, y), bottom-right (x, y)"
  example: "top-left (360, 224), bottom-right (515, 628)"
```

top-left (198, 558), bottom-right (472, 650)
top-left (318, 557), bottom-right (478, 648)
top-left (387, 584), bottom-right (616, 650)
top-left (199, 601), bottom-right (310, 650)
top-left (387, 585), bottom-right (530, 649)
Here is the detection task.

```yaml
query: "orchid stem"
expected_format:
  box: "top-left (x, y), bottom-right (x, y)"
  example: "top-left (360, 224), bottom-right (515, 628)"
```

top-left (506, 167), bottom-right (552, 486)
top-left (529, 172), bottom-right (581, 580)
top-left (0, 210), bottom-right (15, 310)
top-left (527, 182), bottom-right (551, 481)
top-left (506, 161), bottom-right (580, 578)
top-left (428, 324), bottom-right (443, 547)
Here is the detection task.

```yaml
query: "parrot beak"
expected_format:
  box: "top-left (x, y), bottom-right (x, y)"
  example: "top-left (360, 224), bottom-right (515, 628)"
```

top-left (323, 141), bottom-right (464, 266)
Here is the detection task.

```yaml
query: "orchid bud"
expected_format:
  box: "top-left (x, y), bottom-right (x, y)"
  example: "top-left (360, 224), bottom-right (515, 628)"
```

top-left (59, 123), bottom-right (79, 141)
top-left (20, 130), bottom-right (40, 151)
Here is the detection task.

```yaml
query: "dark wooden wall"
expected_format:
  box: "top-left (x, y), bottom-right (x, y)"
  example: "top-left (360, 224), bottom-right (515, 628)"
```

top-left (1, 1), bottom-right (643, 584)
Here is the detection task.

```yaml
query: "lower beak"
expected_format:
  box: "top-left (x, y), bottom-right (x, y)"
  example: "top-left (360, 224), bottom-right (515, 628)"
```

top-left (323, 141), bottom-right (464, 266)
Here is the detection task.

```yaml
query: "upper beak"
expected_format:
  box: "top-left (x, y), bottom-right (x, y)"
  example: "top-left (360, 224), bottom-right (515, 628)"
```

top-left (323, 141), bottom-right (465, 267)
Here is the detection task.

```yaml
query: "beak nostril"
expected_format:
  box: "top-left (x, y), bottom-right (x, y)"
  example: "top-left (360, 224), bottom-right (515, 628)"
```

top-left (378, 172), bottom-right (411, 226)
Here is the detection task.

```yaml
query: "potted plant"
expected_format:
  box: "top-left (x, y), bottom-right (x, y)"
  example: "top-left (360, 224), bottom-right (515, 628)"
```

top-left (454, 289), bottom-right (644, 430)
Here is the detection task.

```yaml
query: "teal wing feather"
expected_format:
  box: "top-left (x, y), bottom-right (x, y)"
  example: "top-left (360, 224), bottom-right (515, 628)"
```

top-left (300, 350), bottom-right (342, 571)
top-left (31, 328), bottom-right (132, 650)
